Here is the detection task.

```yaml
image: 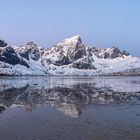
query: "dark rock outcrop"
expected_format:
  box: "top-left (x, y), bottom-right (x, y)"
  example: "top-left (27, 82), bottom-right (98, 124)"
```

top-left (26, 41), bottom-right (40, 61)
top-left (17, 42), bottom-right (40, 61)
top-left (68, 46), bottom-right (86, 62)
top-left (72, 57), bottom-right (96, 70)
top-left (72, 61), bottom-right (95, 69)
top-left (53, 55), bottom-right (70, 66)
top-left (109, 47), bottom-right (123, 58)
top-left (122, 50), bottom-right (130, 56)
top-left (0, 46), bottom-right (30, 68)
top-left (0, 39), bottom-right (7, 47)
top-left (19, 49), bottom-right (29, 60)
top-left (0, 46), bottom-right (20, 64)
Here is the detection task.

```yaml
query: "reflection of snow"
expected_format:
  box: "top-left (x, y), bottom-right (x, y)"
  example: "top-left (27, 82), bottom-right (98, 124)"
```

top-left (0, 76), bottom-right (140, 117)
top-left (51, 102), bottom-right (82, 118)
top-left (47, 76), bottom-right (140, 92)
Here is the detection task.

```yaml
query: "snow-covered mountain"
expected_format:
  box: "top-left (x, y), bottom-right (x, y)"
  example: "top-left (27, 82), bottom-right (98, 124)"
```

top-left (0, 35), bottom-right (140, 75)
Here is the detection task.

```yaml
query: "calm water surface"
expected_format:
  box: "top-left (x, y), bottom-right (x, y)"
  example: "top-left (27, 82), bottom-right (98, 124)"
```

top-left (0, 76), bottom-right (140, 140)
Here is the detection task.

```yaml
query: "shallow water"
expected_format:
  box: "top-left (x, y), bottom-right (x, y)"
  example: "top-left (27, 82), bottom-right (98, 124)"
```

top-left (0, 76), bottom-right (140, 140)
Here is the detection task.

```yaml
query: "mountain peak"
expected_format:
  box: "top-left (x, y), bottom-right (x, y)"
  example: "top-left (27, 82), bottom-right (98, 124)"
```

top-left (90, 46), bottom-right (130, 59)
top-left (26, 41), bottom-right (37, 47)
top-left (65, 35), bottom-right (81, 41)
top-left (68, 35), bottom-right (81, 41)
top-left (57, 35), bottom-right (82, 46)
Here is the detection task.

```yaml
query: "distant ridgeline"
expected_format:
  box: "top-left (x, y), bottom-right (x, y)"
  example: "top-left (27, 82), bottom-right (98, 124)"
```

top-left (0, 36), bottom-right (140, 75)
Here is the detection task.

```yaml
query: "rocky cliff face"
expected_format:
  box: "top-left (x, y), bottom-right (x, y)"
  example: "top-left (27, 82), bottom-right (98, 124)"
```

top-left (0, 35), bottom-right (140, 75)
top-left (89, 46), bottom-right (130, 59)
top-left (0, 46), bottom-right (29, 68)
top-left (15, 41), bottom-right (41, 61)
top-left (43, 35), bottom-right (87, 65)
top-left (0, 39), bottom-right (7, 47)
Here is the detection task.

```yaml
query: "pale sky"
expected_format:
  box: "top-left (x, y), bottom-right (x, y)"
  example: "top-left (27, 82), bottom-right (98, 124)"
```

top-left (1, 0), bottom-right (140, 56)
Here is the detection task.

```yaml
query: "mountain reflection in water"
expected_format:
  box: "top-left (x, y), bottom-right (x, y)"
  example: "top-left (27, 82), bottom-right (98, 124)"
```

top-left (0, 76), bottom-right (140, 118)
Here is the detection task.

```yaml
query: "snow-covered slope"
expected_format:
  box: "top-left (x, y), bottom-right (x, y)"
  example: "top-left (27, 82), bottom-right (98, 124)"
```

top-left (0, 35), bottom-right (140, 75)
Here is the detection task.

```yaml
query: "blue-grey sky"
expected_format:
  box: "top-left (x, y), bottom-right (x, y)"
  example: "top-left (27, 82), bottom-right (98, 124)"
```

top-left (1, 0), bottom-right (140, 56)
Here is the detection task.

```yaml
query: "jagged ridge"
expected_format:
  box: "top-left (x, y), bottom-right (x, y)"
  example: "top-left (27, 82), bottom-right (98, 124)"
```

top-left (0, 36), bottom-right (140, 75)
